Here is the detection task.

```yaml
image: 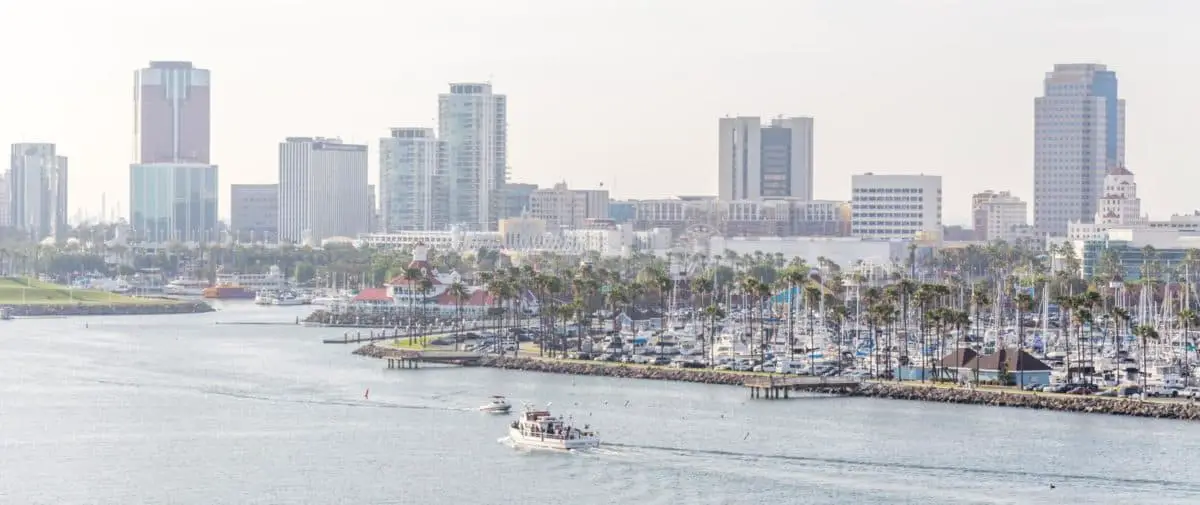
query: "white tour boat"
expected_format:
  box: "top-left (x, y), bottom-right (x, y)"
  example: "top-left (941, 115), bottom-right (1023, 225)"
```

top-left (479, 395), bottom-right (512, 414)
top-left (508, 403), bottom-right (600, 451)
top-left (163, 278), bottom-right (209, 296)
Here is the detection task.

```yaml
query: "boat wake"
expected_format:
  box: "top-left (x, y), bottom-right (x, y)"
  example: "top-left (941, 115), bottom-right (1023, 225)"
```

top-left (601, 442), bottom-right (1200, 492)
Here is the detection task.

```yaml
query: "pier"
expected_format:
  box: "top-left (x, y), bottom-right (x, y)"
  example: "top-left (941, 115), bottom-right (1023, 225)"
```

top-left (375, 348), bottom-right (486, 369)
top-left (322, 328), bottom-right (405, 344)
top-left (743, 376), bottom-right (862, 399)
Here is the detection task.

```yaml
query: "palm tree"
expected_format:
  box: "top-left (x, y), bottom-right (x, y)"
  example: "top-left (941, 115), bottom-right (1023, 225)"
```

top-left (782, 268), bottom-right (808, 362)
top-left (1179, 309), bottom-right (1199, 384)
top-left (803, 285), bottom-right (822, 373)
top-left (447, 281), bottom-right (469, 350)
top-left (1133, 324), bottom-right (1160, 394)
top-left (1013, 291), bottom-right (1036, 387)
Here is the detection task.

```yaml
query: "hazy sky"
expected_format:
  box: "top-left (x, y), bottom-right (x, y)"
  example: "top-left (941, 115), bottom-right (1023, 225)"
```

top-left (1, 0), bottom-right (1196, 225)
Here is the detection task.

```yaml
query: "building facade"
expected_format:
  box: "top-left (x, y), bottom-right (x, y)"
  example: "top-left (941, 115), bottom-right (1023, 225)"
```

top-left (718, 116), bottom-right (814, 201)
top-left (1033, 63), bottom-right (1125, 237)
top-left (134, 61), bottom-right (211, 164)
top-left (380, 127), bottom-right (446, 232)
top-left (0, 171), bottom-right (8, 227)
top-left (230, 184), bottom-right (278, 242)
top-left (499, 182), bottom-right (538, 219)
top-left (367, 184), bottom-right (378, 233)
top-left (278, 137), bottom-right (369, 244)
top-left (850, 173), bottom-right (942, 240)
top-left (527, 182), bottom-right (610, 230)
top-left (1067, 165), bottom-right (1147, 241)
top-left (439, 83), bottom-right (507, 231)
top-left (8, 143), bottom-right (68, 242)
top-left (972, 190), bottom-right (1028, 242)
top-left (129, 163), bottom-right (218, 243)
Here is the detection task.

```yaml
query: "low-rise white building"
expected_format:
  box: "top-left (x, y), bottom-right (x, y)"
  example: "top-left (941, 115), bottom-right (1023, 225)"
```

top-left (851, 173), bottom-right (942, 240)
top-left (972, 190), bottom-right (1028, 242)
top-left (709, 236), bottom-right (909, 268)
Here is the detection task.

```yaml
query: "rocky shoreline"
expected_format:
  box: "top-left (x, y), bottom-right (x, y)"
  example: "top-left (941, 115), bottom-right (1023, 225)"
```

top-left (2, 300), bottom-right (214, 317)
top-left (467, 355), bottom-right (1200, 421)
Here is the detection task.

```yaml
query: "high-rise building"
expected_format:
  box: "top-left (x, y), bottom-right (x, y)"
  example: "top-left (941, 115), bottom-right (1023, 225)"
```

top-left (230, 184), bottom-right (278, 242)
top-left (129, 162), bottom-right (218, 243)
top-left (133, 61), bottom-right (211, 164)
top-left (850, 173), bottom-right (942, 240)
top-left (8, 143), bottom-right (68, 242)
top-left (379, 128), bottom-right (446, 231)
top-left (278, 137), bottom-right (369, 244)
top-left (0, 171), bottom-right (9, 227)
top-left (718, 116), bottom-right (814, 201)
top-left (972, 190), bottom-right (1029, 242)
top-left (439, 83), bottom-right (507, 231)
top-left (1034, 63), bottom-right (1125, 237)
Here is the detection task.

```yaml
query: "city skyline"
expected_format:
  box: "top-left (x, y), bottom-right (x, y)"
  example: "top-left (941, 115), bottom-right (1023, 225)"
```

top-left (1, 1), bottom-right (1196, 227)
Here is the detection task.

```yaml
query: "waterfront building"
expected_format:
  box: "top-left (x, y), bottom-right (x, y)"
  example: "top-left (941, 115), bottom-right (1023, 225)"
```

top-left (230, 184), bottom-right (278, 243)
top-left (1078, 227), bottom-right (1200, 280)
top-left (8, 143), bottom-right (69, 243)
top-left (718, 116), bottom-right (814, 201)
top-left (1034, 63), bottom-right (1125, 237)
top-left (850, 173), bottom-right (942, 240)
top-left (129, 162), bottom-right (218, 244)
top-left (278, 137), bottom-right (369, 244)
top-left (439, 83), bottom-right (507, 231)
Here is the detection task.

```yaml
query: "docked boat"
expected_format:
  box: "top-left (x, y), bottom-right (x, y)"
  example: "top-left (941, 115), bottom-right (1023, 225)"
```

top-left (163, 278), bottom-right (209, 296)
top-left (203, 285), bottom-right (256, 299)
top-left (508, 403), bottom-right (600, 450)
top-left (479, 395), bottom-right (512, 414)
top-left (254, 290), bottom-right (277, 305)
top-left (272, 291), bottom-right (306, 306)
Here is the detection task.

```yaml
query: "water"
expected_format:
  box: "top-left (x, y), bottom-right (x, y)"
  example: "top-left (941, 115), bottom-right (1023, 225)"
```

top-left (3, 303), bottom-right (1200, 504)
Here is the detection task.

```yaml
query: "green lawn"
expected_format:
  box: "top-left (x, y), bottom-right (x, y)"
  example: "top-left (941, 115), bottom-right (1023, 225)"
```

top-left (0, 277), bottom-right (174, 306)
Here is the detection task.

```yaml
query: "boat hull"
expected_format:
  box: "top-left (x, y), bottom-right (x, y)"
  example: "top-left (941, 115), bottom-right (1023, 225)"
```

top-left (507, 427), bottom-right (599, 450)
top-left (480, 405), bottom-right (512, 414)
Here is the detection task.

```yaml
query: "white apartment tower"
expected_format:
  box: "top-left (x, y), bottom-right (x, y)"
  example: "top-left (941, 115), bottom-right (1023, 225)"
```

top-left (278, 137), bottom-right (369, 245)
top-left (439, 83), bottom-right (507, 231)
top-left (8, 143), bottom-right (69, 242)
top-left (718, 116), bottom-right (814, 201)
top-left (972, 190), bottom-right (1029, 242)
top-left (850, 173), bottom-right (942, 240)
top-left (1034, 63), bottom-right (1125, 237)
top-left (380, 127), bottom-right (446, 232)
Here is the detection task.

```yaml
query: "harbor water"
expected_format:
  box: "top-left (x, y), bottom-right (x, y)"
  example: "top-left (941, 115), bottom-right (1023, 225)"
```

top-left (3, 303), bottom-right (1200, 504)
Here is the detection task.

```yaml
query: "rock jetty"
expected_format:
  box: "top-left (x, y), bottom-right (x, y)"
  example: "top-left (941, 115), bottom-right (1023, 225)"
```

top-left (1, 300), bottom-right (214, 317)
top-left (464, 356), bottom-right (1200, 421)
top-left (855, 383), bottom-right (1200, 420)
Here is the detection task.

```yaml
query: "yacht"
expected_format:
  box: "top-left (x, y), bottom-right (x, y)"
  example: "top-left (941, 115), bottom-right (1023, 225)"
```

top-left (272, 291), bottom-right (306, 306)
top-left (507, 403), bottom-right (600, 451)
top-left (254, 290), bottom-right (278, 305)
top-left (163, 278), bottom-right (209, 296)
top-left (478, 395), bottom-right (512, 414)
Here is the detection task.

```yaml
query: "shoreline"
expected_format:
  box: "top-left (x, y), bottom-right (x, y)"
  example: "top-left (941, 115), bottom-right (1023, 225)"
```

top-left (358, 349), bottom-right (1200, 421)
top-left (1, 300), bottom-right (214, 317)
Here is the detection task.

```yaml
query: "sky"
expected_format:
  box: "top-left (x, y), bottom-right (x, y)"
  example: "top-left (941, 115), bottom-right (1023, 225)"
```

top-left (1, 0), bottom-right (1197, 226)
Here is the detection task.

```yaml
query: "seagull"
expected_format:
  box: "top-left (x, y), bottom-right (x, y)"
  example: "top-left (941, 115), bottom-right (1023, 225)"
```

top-left (1049, 484), bottom-right (1056, 489)
top-left (624, 400), bottom-right (631, 407)
top-left (743, 432), bottom-right (750, 440)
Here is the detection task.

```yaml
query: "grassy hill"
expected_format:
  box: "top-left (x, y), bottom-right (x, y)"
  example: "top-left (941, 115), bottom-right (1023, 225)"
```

top-left (0, 277), bottom-right (173, 306)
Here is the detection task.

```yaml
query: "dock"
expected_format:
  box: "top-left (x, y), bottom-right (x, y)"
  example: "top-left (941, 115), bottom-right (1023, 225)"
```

top-left (377, 348), bottom-right (486, 369)
top-left (322, 328), bottom-right (405, 344)
top-left (743, 376), bottom-right (862, 399)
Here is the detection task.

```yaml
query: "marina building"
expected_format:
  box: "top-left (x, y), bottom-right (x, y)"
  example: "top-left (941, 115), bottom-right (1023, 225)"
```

top-left (718, 116), bottom-right (814, 201)
top-left (850, 173), bottom-right (942, 240)
top-left (278, 137), bottom-right (369, 245)
top-left (1034, 63), bottom-right (1125, 237)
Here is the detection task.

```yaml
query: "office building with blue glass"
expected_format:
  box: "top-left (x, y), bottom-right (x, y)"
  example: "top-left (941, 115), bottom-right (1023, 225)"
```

top-left (129, 162), bottom-right (219, 244)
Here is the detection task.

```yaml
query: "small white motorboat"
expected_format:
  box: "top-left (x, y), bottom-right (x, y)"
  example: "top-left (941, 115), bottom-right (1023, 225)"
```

top-left (479, 395), bottom-right (512, 414)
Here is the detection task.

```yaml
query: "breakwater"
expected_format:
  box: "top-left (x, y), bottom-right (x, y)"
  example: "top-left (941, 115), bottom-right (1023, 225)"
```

top-left (1, 300), bottom-right (214, 317)
top-left (462, 356), bottom-right (1200, 421)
